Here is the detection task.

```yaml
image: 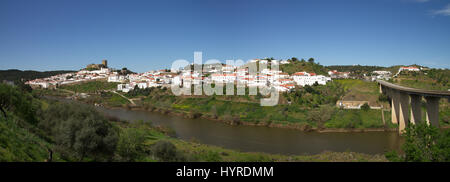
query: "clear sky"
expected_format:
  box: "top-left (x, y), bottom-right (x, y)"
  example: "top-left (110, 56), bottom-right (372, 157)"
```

top-left (1, 0), bottom-right (449, 72)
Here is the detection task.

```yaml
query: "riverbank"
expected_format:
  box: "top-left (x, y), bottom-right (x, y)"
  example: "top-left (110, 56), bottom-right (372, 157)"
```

top-left (101, 102), bottom-right (398, 133)
top-left (39, 91), bottom-right (400, 133)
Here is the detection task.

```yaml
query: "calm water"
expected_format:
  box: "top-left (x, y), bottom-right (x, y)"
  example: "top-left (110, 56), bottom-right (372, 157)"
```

top-left (96, 106), bottom-right (403, 155)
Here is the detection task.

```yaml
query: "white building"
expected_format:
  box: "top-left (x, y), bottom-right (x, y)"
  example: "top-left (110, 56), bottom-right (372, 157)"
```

top-left (280, 60), bottom-right (290, 64)
top-left (211, 74), bottom-right (236, 83)
top-left (372, 71), bottom-right (391, 75)
top-left (399, 66), bottom-right (420, 72)
top-left (292, 72), bottom-right (331, 86)
top-left (117, 84), bottom-right (132, 93)
top-left (108, 75), bottom-right (126, 82)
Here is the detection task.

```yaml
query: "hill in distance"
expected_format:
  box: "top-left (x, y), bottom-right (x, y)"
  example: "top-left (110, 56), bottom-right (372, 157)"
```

top-left (0, 69), bottom-right (75, 82)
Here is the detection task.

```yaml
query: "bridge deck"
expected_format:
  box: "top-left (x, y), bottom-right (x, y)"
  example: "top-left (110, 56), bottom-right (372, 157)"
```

top-left (377, 80), bottom-right (450, 98)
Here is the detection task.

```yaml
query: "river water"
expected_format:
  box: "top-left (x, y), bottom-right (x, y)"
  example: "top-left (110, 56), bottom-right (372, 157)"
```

top-left (95, 106), bottom-right (403, 155)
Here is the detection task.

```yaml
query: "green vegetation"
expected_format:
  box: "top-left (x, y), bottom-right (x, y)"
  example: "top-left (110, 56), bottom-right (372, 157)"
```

top-left (115, 124), bottom-right (150, 162)
top-left (130, 82), bottom-right (391, 130)
top-left (0, 113), bottom-right (58, 162)
top-left (60, 80), bottom-right (119, 93)
top-left (386, 123), bottom-right (450, 162)
top-left (0, 83), bottom-right (388, 162)
top-left (395, 69), bottom-right (449, 91)
top-left (42, 78), bottom-right (395, 130)
top-left (326, 109), bottom-right (396, 129)
top-left (126, 86), bottom-right (158, 97)
top-left (441, 108), bottom-right (450, 127)
top-left (282, 82), bottom-right (345, 107)
top-left (0, 83), bottom-right (37, 123)
top-left (280, 57), bottom-right (328, 75)
top-left (326, 65), bottom-right (386, 78)
top-left (0, 69), bottom-right (74, 82)
top-left (104, 92), bottom-right (130, 107)
top-left (39, 102), bottom-right (119, 161)
top-left (334, 79), bottom-right (380, 103)
top-left (115, 120), bottom-right (387, 162)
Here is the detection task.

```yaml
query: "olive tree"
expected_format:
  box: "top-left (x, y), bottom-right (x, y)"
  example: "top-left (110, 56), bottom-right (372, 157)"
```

top-left (40, 102), bottom-right (118, 161)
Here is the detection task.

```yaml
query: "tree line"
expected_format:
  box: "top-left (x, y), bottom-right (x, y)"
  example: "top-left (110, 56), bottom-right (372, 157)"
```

top-left (0, 69), bottom-right (74, 82)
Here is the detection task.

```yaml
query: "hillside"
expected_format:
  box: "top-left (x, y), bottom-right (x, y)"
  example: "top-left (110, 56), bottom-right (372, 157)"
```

top-left (0, 113), bottom-right (57, 162)
top-left (334, 79), bottom-right (382, 106)
top-left (393, 68), bottom-right (449, 91)
top-left (280, 59), bottom-right (328, 75)
top-left (0, 69), bottom-right (75, 82)
top-left (326, 65), bottom-right (386, 75)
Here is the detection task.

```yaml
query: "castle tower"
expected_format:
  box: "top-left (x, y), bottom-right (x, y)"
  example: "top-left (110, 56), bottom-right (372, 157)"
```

top-left (102, 60), bottom-right (108, 68)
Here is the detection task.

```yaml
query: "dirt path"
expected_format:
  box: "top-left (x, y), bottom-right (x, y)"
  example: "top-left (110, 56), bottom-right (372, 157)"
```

top-left (111, 90), bottom-right (136, 106)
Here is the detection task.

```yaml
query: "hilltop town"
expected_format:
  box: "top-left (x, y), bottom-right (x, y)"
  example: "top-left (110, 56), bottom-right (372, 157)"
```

top-left (26, 58), bottom-right (427, 94)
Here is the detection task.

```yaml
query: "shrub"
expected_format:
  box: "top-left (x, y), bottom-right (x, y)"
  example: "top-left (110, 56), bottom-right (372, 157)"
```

top-left (307, 105), bottom-right (335, 129)
top-left (386, 123), bottom-right (450, 162)
top-left (40, 102), bottom-right (119, 161)
top-left (0, 83), bottom-right (37, 124)
top-left (151, 140), bottom-right (185, 162)
top-left (360, 103), bottom-right (370, 111)
top-left (115, 127), bottom-right (147, 161)
top-left (203, 151), bottom-right (222, 162)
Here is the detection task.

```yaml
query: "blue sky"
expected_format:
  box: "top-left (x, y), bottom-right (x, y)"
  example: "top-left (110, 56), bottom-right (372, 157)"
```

top-left (1, 0), bottom-right (449, 72)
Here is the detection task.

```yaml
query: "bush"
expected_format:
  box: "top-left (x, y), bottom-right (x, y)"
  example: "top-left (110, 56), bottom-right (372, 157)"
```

top-left (378, 94), bottom-right (389, 102)
top-left (0, 83), bottom-right (37, 124)
top-left (40, 102), bottom-right (119, 161)
top-left (151, 140), bottom-right (185, 162)
top-left (115, 127), bottom-right (147, 162)
top-left (307, 105), bottom-right (335, 129)
top-left (360, 103), bottom-right (370, 111)
top-left (386, 123), bottom-right (450, 162)
top-left (203, 151), bottom-right (222, 162)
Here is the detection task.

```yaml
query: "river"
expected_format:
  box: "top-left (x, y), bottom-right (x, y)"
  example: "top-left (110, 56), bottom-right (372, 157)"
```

top-left (95, 106), bottom-right (403, 155)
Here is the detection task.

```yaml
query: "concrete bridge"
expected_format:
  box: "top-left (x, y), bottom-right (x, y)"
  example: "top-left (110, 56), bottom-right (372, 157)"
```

top-left (377, 80), bottom-right (450, 134)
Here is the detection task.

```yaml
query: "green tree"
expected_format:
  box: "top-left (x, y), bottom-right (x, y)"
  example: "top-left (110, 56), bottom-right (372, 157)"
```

top-left (40, 102), bottom-right (119, 161)
top-left (386, 123), bottom-right (450, 162)
top-left (151, 140), bottom-right (185, 162)
top-left (360, 103), bottom-right (370, 111)
top-left (116, 127), bottom-right (147, 161)
top-left (0, 83), bottom-right (36, 123)
top-left (307, 105), bottom-right (335, 129)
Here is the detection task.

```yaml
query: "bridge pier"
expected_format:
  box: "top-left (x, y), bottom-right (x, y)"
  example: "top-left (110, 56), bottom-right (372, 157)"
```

top-left (398, 92), bottom-right (410, 133)
top-left (390, 90), bottom-right (399, 124)
top-left (425, 96), bottom-right (440, 127)
top-left (409, 94), bottom-right (422, 124)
